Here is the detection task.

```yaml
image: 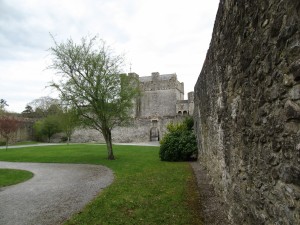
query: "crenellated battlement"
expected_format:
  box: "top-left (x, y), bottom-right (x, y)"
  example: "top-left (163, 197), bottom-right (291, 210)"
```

top-left (129, 72), bottom-right (193, 118)
top-left (139, 72), bottom-right (184, 93)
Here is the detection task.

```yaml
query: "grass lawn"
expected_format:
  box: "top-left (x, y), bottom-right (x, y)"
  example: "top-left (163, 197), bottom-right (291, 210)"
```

top-left (0, 144), bottom-right (201, 225)
top-left (0, 168), bottom-right (34, 187)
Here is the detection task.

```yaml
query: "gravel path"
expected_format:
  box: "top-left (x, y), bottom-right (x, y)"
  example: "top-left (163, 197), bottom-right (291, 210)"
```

top-left (0, 161), bottom-right (114, 225)
top-left (113, 141), bottom-right (160, 146)
top-left (0, 143), bottom-right (62, 150)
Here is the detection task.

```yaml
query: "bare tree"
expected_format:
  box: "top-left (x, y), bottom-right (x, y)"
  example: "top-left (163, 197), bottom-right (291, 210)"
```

top-left (48, 36), bottom-right (139, 160)
top-left (27, 96), bottom-right (61, 118)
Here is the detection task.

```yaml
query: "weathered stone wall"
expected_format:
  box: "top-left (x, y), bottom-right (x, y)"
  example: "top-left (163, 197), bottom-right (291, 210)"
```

top-left (0, 118), bottom-right (34, 144)
top-left (194, 0), bottom-right (300, 224)
top-left (138, 72), bottom-right (184, 117)
top-left (188, 91), bottom-right (194, 114)
top-left (140, 89), bottom-right (179, 117)
top-left (176, 100), bottom-right (189, 115)
top-left (53, 116), bottom-right (183, 143)
top-left (16, 120), bottom-right (34, 142)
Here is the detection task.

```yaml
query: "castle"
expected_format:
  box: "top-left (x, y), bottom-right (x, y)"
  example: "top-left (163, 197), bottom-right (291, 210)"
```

top-left (130, 72), bottom-right (194, 118)
top-left (4, 72), bottom-right (194, 144)
top-left (130, 72), bottom-right (194, 141)
top-left (71, 72), bottom-right (194, 143)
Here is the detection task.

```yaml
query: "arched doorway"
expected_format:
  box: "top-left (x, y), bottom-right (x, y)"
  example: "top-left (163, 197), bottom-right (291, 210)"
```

top-left (150, 127), bottom-right (160, 141)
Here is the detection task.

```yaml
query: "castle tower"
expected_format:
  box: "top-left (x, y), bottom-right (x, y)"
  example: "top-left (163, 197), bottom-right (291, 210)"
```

top-left (138, 72), bottom-right (184, 118)
top-left (188, 92), bottom-right (194, 115)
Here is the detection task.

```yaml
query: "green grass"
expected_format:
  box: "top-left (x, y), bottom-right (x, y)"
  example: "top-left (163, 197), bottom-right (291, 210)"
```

top-left (0, 168), bottom-right (34, 187)
top-left (0, 144), bottom-right (201, 225)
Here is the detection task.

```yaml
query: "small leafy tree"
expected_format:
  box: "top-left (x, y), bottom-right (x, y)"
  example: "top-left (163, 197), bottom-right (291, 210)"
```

top-left (0, 115), bottom-right (21, 150)
top-left (159, 117), bottom-right (198, 161)
top-left (48, 35), bottom-right (139, 160)
top-left (59, 108), bottom-right (79, 144)
top-left (33, 120), bottom-right (44, 142)
top-left (34, 115), bottom-right (62, 143)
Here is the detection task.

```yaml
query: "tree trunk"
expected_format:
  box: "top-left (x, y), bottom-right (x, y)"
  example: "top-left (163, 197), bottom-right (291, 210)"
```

top-left (5, 137), bottom-right (8, 150)
top-left (103, 128), bottom-right (115, 160)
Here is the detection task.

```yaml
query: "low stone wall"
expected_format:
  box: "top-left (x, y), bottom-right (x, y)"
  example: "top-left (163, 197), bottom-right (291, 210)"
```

top-left (194, 0), bottom-right (299, 224)
top-left (52, 116), bottom-right (184, 143)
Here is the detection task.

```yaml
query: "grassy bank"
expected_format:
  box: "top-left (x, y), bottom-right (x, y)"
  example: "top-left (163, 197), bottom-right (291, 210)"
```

top-left (0, 168), bottom-right (33, 187)
top-left (0, 144), bottom-right (201, 225)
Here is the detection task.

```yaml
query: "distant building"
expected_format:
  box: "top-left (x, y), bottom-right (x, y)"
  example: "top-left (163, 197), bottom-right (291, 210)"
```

top-left (119, 72), bottom-right (194, 142)
top-left (62, 72), bottom-right (194, 143)
top-left (130, 72), bottom-right (194, 118)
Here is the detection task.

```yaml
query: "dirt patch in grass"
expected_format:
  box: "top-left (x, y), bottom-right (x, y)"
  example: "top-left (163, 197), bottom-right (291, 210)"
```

top-left (190, 162), bottom-right (230, 225)
top-left (186, 165), bottom-right (204, 225)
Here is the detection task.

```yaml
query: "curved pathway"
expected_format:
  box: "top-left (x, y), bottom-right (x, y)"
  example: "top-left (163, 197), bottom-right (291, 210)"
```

top-left (0, 161), bottom-right (114, 225)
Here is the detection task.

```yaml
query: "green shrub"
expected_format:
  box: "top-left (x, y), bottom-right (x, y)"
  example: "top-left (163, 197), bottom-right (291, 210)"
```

top-left (0, 141), bottom-right (6, 146)
top-left (159, 117), bottom-right (198, 161)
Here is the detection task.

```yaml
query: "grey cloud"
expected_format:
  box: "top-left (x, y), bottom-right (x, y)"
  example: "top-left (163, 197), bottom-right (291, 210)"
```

top-left (0, 0), bottom-right (135, 62)
top-left (0, 1), bottom-right (51, 60)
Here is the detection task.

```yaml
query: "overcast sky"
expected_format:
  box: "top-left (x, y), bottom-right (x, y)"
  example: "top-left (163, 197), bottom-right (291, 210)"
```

top-left (0, 0), bottom-right (219, 113)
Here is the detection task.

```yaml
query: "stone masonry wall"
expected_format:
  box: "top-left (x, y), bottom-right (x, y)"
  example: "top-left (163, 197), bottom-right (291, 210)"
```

top-left (194, 0), bottom-right (300, 224)
top-left (0, 118), bottom-right (34, 144)
top-left (52, 117), bottom-right (183, 143)
top-left (138, 73), bottom-right (184, 117)
top-left (140, 89), bottom-right (179, 118)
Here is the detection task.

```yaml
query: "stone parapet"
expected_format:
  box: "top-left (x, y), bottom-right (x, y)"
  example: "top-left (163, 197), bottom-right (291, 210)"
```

top-left (139, 72), bottom-right (184, 93)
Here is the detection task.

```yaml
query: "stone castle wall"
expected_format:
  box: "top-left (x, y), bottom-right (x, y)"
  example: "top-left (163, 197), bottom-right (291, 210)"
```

top-left (137, 72), bottom-right (185, 118)
top-left (194, 0), bottom-right (299, 224)
top-left (139, 89), bottom-right (179, 118)
top-left (176, 92), bottom-right (195, 115)
top-left (188, 92), bottom-right (194, 114)
top-left (0, 118), bottom-right (34, 144)
top-left (139, 72), bottom-right (184, 93)
top-left (53, 116), bottom-right (183, 143)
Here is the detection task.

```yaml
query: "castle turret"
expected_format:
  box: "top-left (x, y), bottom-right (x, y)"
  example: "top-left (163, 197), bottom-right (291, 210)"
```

top-left (188, 92), bottom-right (194, 115)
